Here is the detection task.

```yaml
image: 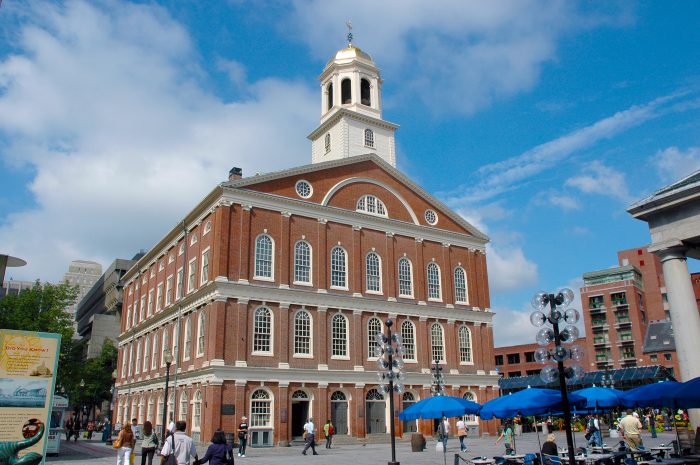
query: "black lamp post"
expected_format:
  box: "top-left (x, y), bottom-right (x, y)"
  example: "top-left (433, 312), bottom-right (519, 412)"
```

top-left (531, 289), bottom-right (585, 465)
top-left (160, 350), bottom-right (174, 437)
top-left (106, 369), bottom-right (118, 445)
top-left (430, 361), bottom-right (445, 397)
top-left (376, 319), bottom-right (405, 465)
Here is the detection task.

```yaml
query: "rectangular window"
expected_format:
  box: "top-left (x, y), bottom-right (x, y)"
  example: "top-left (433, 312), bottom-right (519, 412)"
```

top-left (121, 348), bottom-right (127, 378)
top-left (525, 352), bottom-right (535, 363)
top-left (156, 284), bottom-right (163, 312)
top-left (172, 321), bottom-right (179, 362)
top-left (126, 305), bottom-right (132, 328)
top-left (127, 344), bottom-right (133, 376)
top-left (200, 250), bottom-right (210, 284)
top-left (495, 355), bottom-right (504, 366)
top-left (507, 353), bottom-right (520, 364)
top-left (151, 333), bottom-right (159, 370)
top-left (165, 276), bottom-right (173, 306)
top-left (664, 353), bottom-right (672, 361)
top-left (134, 341), bottom-right (141, 374)
top-left (508, 371), bottom-right (522, 378)
top-left (143, 337), bottom-right (150, 372)
top-left (147, 289), bottom-right (154, 316)
top-left (187, 258), bottom-right (197, 293)
top-left (176, 268), bottom-right (184, 300)
top-left (650, 354), bottom-right (658, 362)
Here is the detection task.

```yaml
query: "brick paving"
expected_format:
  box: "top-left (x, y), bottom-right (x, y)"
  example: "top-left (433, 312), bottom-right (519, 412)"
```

top-left (46, 430), bottom-right (679, 465)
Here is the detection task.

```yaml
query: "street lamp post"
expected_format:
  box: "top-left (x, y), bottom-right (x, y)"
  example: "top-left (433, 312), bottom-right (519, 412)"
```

top-left (106, 369), bottom-right (118, 445)
top-left (531, 289), bottom-right (585, 465)
top-left (160, 350), bottom-right (174, 438)
top-left (430, 361), bottom-right (445, 397)
top-left (376, 319), bottom-right (405, 465)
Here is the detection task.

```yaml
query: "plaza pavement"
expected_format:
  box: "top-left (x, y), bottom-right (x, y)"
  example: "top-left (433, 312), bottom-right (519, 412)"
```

top-left (46, 430), bottom-right (678, 465)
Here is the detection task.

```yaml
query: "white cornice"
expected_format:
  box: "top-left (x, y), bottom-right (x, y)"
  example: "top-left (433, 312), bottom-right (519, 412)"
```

top-left (307, 108), bottom-right (399, 140)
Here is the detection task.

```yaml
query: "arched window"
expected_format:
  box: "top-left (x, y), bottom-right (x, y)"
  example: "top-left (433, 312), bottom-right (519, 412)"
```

top-left (161, 327), bottom-right (169, 366)
top-left (366, 388), bottom-right (384, 401)
top-left (327, 82), bottom-right (334, 110)
top-left (331, 314), bottom-right (348, 357)
top-left (291, 389), bottom-right (309, 400)
top-left (459, 326), bottom-right (473, 363)
top-left (294, 310), bottom-right (311, 355)
top-left (179, 392), bottom-right (188, 422)
top-left (197, 311), bottom-right (206, 356)
top-left (134, 340), bottom-right (142, 374)
top-left (151, 332), bottom-right (159, 370)
top-left (427, 262), bottom-right (441, 300)
top-left (365, 252), bottom-right (382, 293)
top-left (360, 78), bottom-right (371, 106)
top-left (367, 317), bottom-right (382, 358)
top-left (143, 335), bottom-right (150, 373)
top-left (430, 323), bottom-right (445, 363)
top-left (398, 258), bottom-right (413, 297)
top-left (341, 78), bottom-right (351, 104)
top-left (172, 320), bottom-right (179, 361)
top-left (156, 396), bottom-right (163, 426)
top-left (131, 398), bottom-right (138, 424)
top-left (401, 320), bottom-right (416, 361)
top-left (254, 234), bottom-right (273, 279)
top-left (138, 395), bottom-right (145, 423)
top-left (463, 391), bottom-right (478, 422)
top-left (325, 133), bottom-right (331, 153)
top-left (356, 195), bottom-right (387, 217)
top-left (294, 241), bottom-right (312, 284)
top-left (193, 391), bottom-right (202, 429)
top-left (454, 267), bottom-right (468, 304)
top-left (253, 307), bottom-right (272, 353)
top-left (203, 221), bottom-right (212, 235)
top-left (147, 396), bottom-right (154, 424)
top-left (190, 233), bottom-right (198, 246)
top-left (167, 393), bottom-right (174, 423)
top-left (250, 389), bottom-right (272, 427)
top-left (402, 392), bottom-right (415, 403)
top-left (330, 246), bottom-right (347, 289)
top-left (179, 243), bottom-right (185, 256)
top-left (364, 128), bottom-right (374, 148)
top-left (183, 316), bottom-right (192, 360)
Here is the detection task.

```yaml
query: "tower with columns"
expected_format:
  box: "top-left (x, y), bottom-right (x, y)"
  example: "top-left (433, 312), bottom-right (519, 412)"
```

top-left (114, 42), bottom-right (499, 446)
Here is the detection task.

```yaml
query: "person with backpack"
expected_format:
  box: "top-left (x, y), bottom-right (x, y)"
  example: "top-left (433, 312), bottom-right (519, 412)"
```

top-left (195, 429), bottom-right (234, 465)
top-left (323, 420), bottom-right (334, 449)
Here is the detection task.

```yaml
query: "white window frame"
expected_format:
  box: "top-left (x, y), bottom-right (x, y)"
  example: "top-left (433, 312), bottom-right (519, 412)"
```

top-left (127, 343), bottom-right (133, 376)
top-left (367, 317), bottom-right (382, 360)
top-left (178, 243), bottom-right (185, 256)
top-left (458, 325), bottom-right (473, 364)
top-left (132, 301), bottom-right (139, 326)
top-left (293, 310), bottom-right (313, 358)
top-left (183, 316), bottom-right (192, 361)
top-left (401, 320), bottom-right (417, 362)
top-left (254, 234), bottom-right (274, 281)
top-left (190, 233), bottom-right (198, 246)
top-left (143, 335), bottom-right (150, 373)
top-left (200, 248), bottom-right (210, 285)
top-left (159, 261), bottom-right (165, 272)
top-left (427, 262), bottom-right (442, 302)
top-left (365, 252), bottom-right (382, 294)
top-left (325, 133), bottom-right (331, 153)
top-left (203, 221), bottom-right (212, 235)
top-left (331, 313), bottom-right (349, 360)
top-left (196, 311), bottom-right (206, 357)
top-left (249, 388), bottom-right (273, 428)
top-left (147, 289), bottom-right (154, 317)
top-left (176, 268), bottom-right (184, 300)
top-left (454, 266), bottom-right (469, 305)
top-left (364, 128), bottom-right (374, 148)
top-left (151, 332), bottom-right (159, 370)
top-left (398, 257), bottom-right (414, 298)
top-left (135, 341), bottom-right (142, 374)
top-left (121, 348), bottom-right (127, 378)
top-left (168, 253), bottom-right (175, 264)
top-left (161, 327), bottom-right (170, 367)
top-left (430, 322), bottom-right (446, 363)
top-left (330, 246), bottom-right (348, 290)
top-left (192, 390), bottom-right (202, 430)
top-left (156, 283), bottom-right (163, 312)
top-left (126, 305), bottom-right (132, 329)
top-left (179, 391), bottom-right (188, 422)
top-left (147, 396), bottom-right (154, 424)
top-left (140, 296), bottom-right (146, 321)
top-left (187, 258), bottom-right (197, 294)
top-left (172, 320), bottom-right (179, 363)
top-left (356, 194), bottom-right (388, 217)
top-left (252, 306), bottom-right (273, 355)
top-left (165, 275), bottom-right (173, 306)
top-left (293, 240), bottom-right (312, 286)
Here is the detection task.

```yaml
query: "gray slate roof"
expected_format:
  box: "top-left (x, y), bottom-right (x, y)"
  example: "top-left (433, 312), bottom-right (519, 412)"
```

top-left (643, 320), bottom-right (676, 353)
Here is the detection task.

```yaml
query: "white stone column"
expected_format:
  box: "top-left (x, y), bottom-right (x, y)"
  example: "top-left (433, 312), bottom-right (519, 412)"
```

top-left (654, 244), bottom-right (700, 428)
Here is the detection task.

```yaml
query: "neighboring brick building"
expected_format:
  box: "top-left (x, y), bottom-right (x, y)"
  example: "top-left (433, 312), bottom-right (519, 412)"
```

top-left (115, 43), bottom-right (499, 446)
top-left (494, 338), bottom-right (589, 379)
top-left (580, 247), bottom-right (681, 378)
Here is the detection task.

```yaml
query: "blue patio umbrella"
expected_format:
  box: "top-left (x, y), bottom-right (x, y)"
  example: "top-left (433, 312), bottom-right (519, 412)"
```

top-left (570, 386), bottom-right (624, 412)
top-left (619, 381), bottom-right (681, 408)
top-left (658, 376), bottom-right (700, 409)
top-left (479, 388), bottom-right (587, 420)
top-left (398, 395), bottom-right (481, 421)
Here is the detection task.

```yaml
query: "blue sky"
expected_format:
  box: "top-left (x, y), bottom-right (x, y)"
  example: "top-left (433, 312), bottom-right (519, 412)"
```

top-left (1, 1), bottom-right (698, 345)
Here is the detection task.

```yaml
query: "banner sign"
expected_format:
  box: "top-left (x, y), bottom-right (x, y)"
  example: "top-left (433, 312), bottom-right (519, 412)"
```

top-left (0, 329), bottom-right (61, 465)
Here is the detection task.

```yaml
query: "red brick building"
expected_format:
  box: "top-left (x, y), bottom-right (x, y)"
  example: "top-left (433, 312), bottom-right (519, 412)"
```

top-left (115, 44), bottom-right (499, 446)
top-left (580, 247), bottom-right (680, 377)
top-left (494, 338), bottom-right (589, 379)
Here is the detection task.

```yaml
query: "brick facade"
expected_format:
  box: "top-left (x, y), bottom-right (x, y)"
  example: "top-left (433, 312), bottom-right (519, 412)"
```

top-left (114, 155), bottom-right (499, 446)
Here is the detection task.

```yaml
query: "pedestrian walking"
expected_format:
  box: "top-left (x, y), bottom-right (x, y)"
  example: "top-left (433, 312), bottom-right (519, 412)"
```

top-left (456, 417), bottom-right (468, 452)
top-left (619, 410), bottom-right (643, 450)
top-left (495, 421), bottom-right (514, 454)
top-left (195, 429), bottom-right (234, 465)
top-left (131, 418), bottom-right (141, 440)
top-left (648, 409), bottom-right (657, 438)
top-left (140, 420), bottom-right (159, 465)
top-left (323, 420), bottom-right (334, 449)
top-left (65, 416), bottom-right (75, 441)
top-left (159, 420), bottom-right (199, 465)
top-left (114, 423), bottom-right (136, 465)
top-left (237, 416), bottom-right (248, 458)
top-left (301, 418), bottom-right (318, 456)
top-left (440, 416), bottom-right (450, 450)
top-left (87, 421), bottom-right (95, 440)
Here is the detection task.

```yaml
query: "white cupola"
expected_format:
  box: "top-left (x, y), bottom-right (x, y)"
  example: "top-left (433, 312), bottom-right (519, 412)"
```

top-left (308, 35), bottom-right (398, 167)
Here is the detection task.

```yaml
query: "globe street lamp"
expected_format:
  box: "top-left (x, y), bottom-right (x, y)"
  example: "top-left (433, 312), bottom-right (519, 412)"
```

top-left (376, 319), bottom-right (405, 465)
top-left (430, 361), bottom-right (445, 397)
top-left (531, 289), bottom-right (585, 465)
top-left (160, 350), bottom-right (174, 437)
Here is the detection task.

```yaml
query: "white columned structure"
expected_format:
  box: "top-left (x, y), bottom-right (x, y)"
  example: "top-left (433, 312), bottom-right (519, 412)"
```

top-left (628, 170), bottom-right (700, 428)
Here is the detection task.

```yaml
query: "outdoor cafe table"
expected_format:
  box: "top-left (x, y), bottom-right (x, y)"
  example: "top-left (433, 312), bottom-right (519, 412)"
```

top-left (472, 458), bottom-right (496, 465)
top-left (591, 447), bottom-right (614, 453)
top-left (651, 446), bottom-right (674, 458)
top-left (503, 454), bottom-right (526, 460)
top-left (637, 459), bottom-right (686, 465)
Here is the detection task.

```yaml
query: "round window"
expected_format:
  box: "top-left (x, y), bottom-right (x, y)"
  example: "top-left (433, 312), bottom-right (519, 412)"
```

top-left (295, 180), bottom-right (313, 199)
top-left (425, 209), bottom-right (438, 225)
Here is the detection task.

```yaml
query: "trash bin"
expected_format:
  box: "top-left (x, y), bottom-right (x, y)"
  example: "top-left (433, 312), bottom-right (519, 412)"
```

top-left (411, 433), bottom-right (426, 452)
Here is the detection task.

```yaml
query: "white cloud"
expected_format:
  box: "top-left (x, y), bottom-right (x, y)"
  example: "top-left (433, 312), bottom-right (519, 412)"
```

top-left (566, 160), bottom-right (632, 202)
top-left (0, 1), bottom-right (316, 281)
top-left (487, 244), bottom-right (539, 293)
top-left (288, 0), bottom-right (624, 116)
top-left (532, 190), bottom-right (581, 210)
top-left (652, 146), bottom-right (700, 183)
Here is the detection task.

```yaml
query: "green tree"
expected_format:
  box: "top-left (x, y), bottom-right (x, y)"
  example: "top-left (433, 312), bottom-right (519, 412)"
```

top-left (74, 340), bottom-right (118, 419)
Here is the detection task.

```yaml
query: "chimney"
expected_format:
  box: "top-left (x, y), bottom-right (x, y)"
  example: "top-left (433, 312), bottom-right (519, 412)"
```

top-left (229, 167), bottom-right (242, 181)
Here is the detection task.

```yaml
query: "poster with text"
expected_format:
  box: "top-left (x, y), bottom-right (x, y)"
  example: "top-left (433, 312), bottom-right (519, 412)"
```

top-left (0, 329), bottom-right (61, 465)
